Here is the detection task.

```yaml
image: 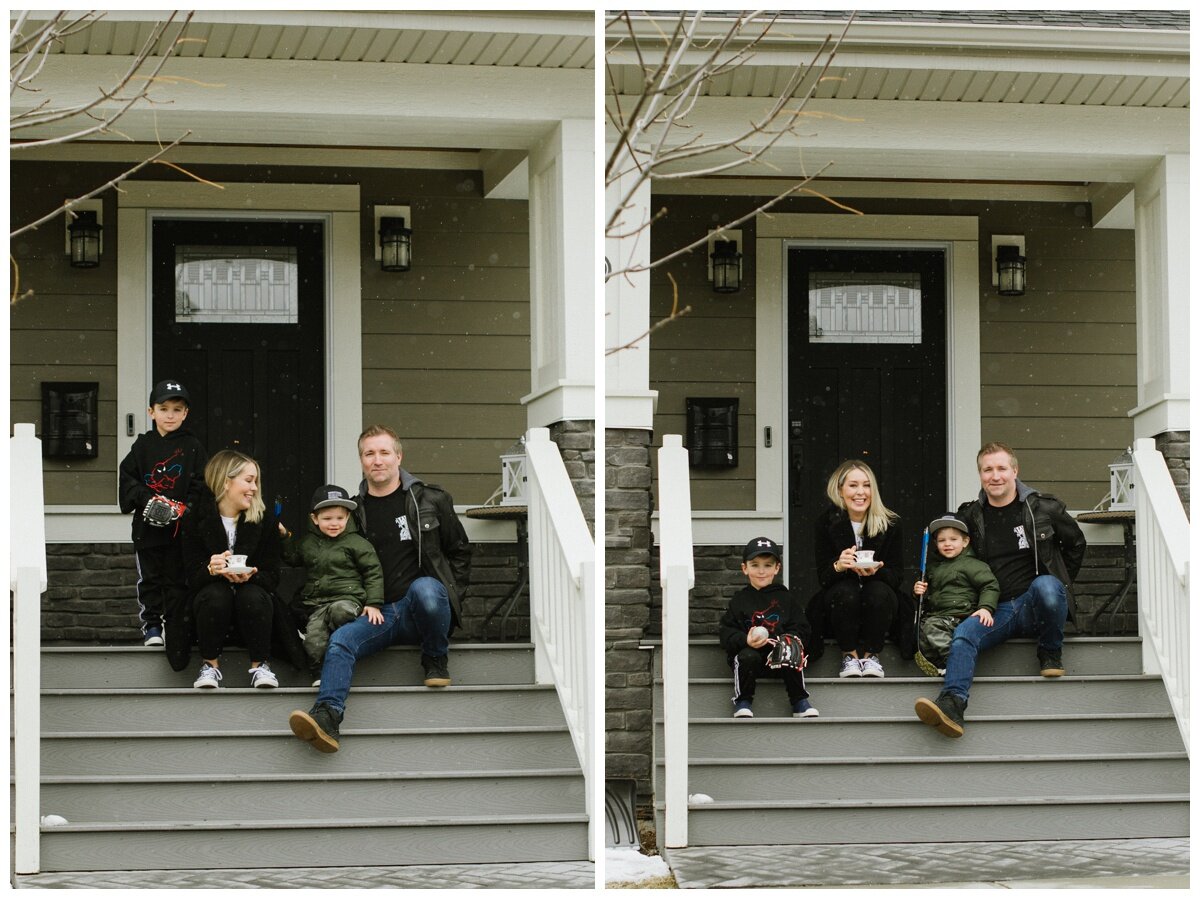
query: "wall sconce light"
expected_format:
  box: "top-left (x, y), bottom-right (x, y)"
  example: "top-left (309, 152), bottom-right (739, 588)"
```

top-left (707, 229), bottom-right (743, 294)
top-left (374, 205), bottom-right (412, 272)
top-left (991, 234), bottom-right (1026, 297)
top-left (65, 201), bottom-right (103, 268)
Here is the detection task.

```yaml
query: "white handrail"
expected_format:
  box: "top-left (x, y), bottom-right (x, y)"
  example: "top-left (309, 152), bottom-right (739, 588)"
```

top-left (1131, 438), bottom-right (1190, 754)
top-left (657, 434), bottom-right (694, 848)
top-left (10, 423), bottom-right (47, 873)
top-left (523, 427), bottom-right (596, 860)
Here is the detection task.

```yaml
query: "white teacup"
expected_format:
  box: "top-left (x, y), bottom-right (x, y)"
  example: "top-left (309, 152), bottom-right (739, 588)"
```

top-left (227, 554), bottom-right (249, 569)
top-left (854, 549), bottom-right (875, 566)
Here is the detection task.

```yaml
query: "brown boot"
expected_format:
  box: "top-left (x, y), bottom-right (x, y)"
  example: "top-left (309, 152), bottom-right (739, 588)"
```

top-left (915, 691), bottom-right (966, 738)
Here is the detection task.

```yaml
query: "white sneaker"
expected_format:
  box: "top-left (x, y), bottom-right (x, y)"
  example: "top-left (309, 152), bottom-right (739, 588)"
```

top-left (839, 655), bottom-right (863, 678)
top-left (860, 655), bottom-right (885, 678)
top-left (250, 663), bottom-right (279, 689)
top-left (193, 662), bottom-right (222, 689)
top-left (311, 678), bottom-right (321, 688)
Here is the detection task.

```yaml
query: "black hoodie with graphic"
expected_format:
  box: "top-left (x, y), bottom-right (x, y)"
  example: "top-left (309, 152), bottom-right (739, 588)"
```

top-left (118, 426), bottom-right (208, 549)
top-left (719, 582), bottom-right (812, 659)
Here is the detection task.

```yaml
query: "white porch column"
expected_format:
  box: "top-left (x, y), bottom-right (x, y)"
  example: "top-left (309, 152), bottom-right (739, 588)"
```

top-left (604, 164), bottom-right (657, 430)
top-left (523, 119), bottom-right (595, 428)
top-left (1130, 154), bottom-right (1190, 437)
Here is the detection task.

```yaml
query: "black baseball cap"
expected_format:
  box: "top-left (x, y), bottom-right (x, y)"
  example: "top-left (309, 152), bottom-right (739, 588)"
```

top-left (743, 537), bottom-right (783, 562)
top-left (928, 514), bottom-right (969, 536)
top-left (310, 484), bottom-right (358, 512)
top-left (149, 379), bottom-right (190, 406)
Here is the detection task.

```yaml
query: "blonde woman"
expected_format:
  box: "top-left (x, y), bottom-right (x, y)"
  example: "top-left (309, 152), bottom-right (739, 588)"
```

top-left (812, 460), bottom-right (905, 678)
top-left (180, 449), bottom-right (282, 689)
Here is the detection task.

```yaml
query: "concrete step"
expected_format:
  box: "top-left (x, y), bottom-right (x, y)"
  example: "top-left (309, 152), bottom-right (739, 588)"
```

top-left (657, 637), bottom-right (1144, 678)
top-left (35, 643), bottom-right (534, 688)
top-left (37, 684), bottom-right (565, 733)
top-left (658, 675), bottom-right (1174, 718)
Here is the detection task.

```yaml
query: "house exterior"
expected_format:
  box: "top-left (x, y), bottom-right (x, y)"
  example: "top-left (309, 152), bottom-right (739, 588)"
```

top-left (11, 9), bottom-right (596, 640)
top-left (605, 9), bottom-right (1189, 807)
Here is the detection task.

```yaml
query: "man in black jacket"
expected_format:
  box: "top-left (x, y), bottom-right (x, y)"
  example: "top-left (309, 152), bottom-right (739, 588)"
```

top-left (289, 424), bottom-right (471, 752)
top-left (915, 442), bottom-right (1086, 737)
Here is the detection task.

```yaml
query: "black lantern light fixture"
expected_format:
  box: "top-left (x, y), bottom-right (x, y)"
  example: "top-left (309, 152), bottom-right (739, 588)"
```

top-left (378, 216), bottom-right (412, 272)
top-left (710, 238), bottom-right (742, 294)
top-left (996, 244), bottom-right (1026, 296)
top-left (68, 209), bottom-right (102, 268)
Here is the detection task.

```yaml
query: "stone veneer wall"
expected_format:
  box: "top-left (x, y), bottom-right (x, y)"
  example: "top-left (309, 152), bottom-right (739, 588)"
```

top-left (37, 543), bottom-right (526, 645)
top-left (604, 428), bottom-right (654, 792)
top-left (548, 420), bottom-right (596, 534)
top-left (1155, 431), bottom-right (1189, 517)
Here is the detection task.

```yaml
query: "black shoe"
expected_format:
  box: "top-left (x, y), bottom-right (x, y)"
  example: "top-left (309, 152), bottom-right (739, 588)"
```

top-left (915, 691), bottom-right (966, 738)
top-left (1038, 648), bottom-right (1065, 678)
top-left (421, 654), bottom-right (451, 688)
top-left (289, 702), bottom-right (342, 753)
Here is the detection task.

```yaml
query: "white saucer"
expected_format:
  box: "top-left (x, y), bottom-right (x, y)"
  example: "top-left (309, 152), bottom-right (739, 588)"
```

top-left (224, 565), bottom-right (254, 575)
top-left (853, 561), bottom-right (881, 573)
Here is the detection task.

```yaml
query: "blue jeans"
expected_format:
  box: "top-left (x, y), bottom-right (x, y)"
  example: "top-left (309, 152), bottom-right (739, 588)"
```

top-left (941, 574), bottom-right (1067, 703)
top-left (315, 577), bottom-right (451, 714)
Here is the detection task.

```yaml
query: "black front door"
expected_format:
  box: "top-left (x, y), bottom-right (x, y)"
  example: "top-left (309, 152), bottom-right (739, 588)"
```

top-left (787, 247), bottom-right (947, 596)
top-left (152, 218), bottom-right (325, 523)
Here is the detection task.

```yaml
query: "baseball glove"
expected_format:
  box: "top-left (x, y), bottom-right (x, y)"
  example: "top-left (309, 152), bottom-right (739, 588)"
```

top-left (766, 633), bottom-right (808, 670)
top-left (143, 495), bottom-right (185, 527)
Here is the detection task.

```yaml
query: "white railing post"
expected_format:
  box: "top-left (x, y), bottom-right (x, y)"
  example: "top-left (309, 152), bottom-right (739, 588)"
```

top-left (11, 422), bottom-right (48, 874)
top-left (1132, 436), bottom-right (1190, 753)
top-left (523, 426), bottom-right (596, 860)
top-left (657, 435), bottom-right (694, 848)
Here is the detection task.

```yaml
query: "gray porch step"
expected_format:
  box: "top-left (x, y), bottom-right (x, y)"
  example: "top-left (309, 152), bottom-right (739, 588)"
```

top-left (35, 643), bottom-right (534, 688)
top-left (662, 675), bottom-right (1174, 717)
top-left (34, 771), bottom-right (584, 824)
top-left (36, 684), bottom-right (565, 733)
top-left (36, 816), bottom-right (590, 872)
top-left (670, 756), bottom-right (1189, 803)
top-left (660, 637), bottom-right (1144, 678)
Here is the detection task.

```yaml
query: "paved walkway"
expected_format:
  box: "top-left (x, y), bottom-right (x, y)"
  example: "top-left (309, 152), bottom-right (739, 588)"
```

top-left (663, 837), bottom-right (1190, 889)
top-left (13, 860), bottom-right (596, 890)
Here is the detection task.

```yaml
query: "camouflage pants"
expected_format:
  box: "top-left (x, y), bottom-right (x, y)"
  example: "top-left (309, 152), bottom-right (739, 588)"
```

top-left (303, 598), bottom-right (363, 672)
top-left (917, 613), bottom-right (966, 670)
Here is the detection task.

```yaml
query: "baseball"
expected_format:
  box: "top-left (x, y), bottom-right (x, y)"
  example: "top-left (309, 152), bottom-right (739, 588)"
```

top-left (749, 626), bottom-right (769, 642)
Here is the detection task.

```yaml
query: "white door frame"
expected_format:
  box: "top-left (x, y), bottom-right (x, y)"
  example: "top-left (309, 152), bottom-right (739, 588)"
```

top-left (47, 181), bottom-right (362, 542)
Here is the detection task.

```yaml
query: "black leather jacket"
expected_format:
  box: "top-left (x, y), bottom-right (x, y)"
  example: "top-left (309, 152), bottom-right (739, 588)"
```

top-left (354, 469), bottom-right (471, 630)
top-left (957, 479), bottom-right (1087, 609)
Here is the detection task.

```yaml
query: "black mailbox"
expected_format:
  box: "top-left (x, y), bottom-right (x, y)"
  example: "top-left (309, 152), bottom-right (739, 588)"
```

top-left (686, 397), bottom-right (738, 468)
top-left (41, 382), bottom-right (99, 458)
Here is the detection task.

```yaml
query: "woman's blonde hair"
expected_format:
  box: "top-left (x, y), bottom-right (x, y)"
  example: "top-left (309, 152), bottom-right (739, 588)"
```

top-left (825, 459), bottom-right (897, 538)
top-left (205, 449), bottom-right (265, 524)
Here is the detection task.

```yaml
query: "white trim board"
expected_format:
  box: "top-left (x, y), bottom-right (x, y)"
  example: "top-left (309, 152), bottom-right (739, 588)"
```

top-left (754, 213), bottom-right (981, 584)
top-left (116, 182), bottom-right (363, 496)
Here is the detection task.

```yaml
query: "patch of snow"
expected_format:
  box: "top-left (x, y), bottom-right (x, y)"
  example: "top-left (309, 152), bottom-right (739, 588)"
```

top-left (688, 793), bottom-right (714, 803)
top-left (605, 848), bottom-right (672, 884)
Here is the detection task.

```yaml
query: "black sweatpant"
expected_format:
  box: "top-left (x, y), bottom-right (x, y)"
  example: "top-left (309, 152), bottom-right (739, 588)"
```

top-left (134, 541), bottom-right (184, 633)
top-left (193, 580), bottom-right (274, 662)
top-left (730, 645), bottom-right (809, 704)
top-left (826, 577), bottom-right (898, 655)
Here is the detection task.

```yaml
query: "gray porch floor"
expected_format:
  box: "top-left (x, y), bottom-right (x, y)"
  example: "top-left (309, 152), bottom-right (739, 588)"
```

top-left (662, 836), bottom-right (1189, 889)
top-left (12, 860), bottom-right (596, 890)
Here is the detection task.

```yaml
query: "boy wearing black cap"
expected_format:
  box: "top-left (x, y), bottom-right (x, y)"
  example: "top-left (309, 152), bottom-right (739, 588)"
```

top-left (718, 537), bottom-right (818, 719)
top-left (911, 514), bottom-right (1001, 679)
top-left (280, 485), bottom-right (385, 682)
top-left (118, 379), bottom-right (208, 647)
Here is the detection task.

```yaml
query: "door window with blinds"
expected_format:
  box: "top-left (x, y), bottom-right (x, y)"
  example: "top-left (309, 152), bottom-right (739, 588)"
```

top-left (174, 245), bottom-right (299, 324)
top-left (807, 271), bottom-right (922, 344)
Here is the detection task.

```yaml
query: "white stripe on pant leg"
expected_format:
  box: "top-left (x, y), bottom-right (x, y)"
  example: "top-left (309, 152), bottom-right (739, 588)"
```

top-left (133, 549), bottom-right (149, 631)
top-left (731, 654), bottom-right (743, 702)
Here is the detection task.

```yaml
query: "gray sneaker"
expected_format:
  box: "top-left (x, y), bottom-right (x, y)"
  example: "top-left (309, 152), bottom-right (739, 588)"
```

top-left (860, 655), bottom-right (885, 678)
top-left (839, 655), bottom-right (863, 678)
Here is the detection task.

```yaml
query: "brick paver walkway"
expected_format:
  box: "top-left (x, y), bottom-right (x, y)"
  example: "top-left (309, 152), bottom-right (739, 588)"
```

top-left (664, 837), bottom-right (1189, 889)
top-left (13, 861), bottom-right (595, 890)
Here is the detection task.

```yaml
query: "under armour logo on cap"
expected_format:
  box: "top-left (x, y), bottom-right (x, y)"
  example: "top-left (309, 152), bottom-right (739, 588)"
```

top-left (167, 382), bottom-right (182, 391)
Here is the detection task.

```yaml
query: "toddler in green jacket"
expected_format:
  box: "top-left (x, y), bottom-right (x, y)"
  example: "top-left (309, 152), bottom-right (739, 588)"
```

top-left (280, 484), bottom-right (385, 682)
top-left (912, 514), bottom-right (1001, 677)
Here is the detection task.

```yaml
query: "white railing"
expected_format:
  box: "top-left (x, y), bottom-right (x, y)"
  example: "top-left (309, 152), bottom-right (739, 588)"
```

top-left (10, 423), bottom-right (48, 873)
top-left (656, 434), bottom-right (694, 848)
top-left (523, 426), bottom-right (596, 860)
top-left (1131, 437), bottom-right (1190, 754)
